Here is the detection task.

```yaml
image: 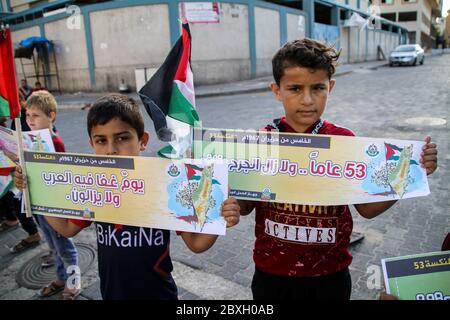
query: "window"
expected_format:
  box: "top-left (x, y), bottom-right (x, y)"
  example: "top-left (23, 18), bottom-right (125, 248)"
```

top-left (381, 13), bottom-right (396, 22)
top-left (408, 31), bottom-right (416, 44)
top-left (398, 11), bottom-right (417, 22)
top-left (403, 0), bottom-right (417, 3)
top-left (381, 0), bottom-right (394, 4)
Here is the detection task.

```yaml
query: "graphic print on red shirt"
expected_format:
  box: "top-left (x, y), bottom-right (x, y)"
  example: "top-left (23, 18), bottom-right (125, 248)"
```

top-left (253, 117), bottom-right (355, 277)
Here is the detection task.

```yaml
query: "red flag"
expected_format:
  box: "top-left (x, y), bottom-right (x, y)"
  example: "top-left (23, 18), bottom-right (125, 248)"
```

top-left (0, 27), bottom-right (21, 119)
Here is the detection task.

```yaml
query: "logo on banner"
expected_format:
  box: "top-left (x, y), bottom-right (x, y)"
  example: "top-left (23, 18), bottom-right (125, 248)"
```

top-left (167, 164), bottom-right (181, 177)
top-left (261, 187), bottom-right (272, 201)
top-left (366, 144), bottom-right (380, 157)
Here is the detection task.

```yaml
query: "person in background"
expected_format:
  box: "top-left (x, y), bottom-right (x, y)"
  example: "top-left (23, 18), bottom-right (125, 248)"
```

top-left (32, 81), bottom-right (48, 92)
top-left (19, 79), bottom-right (33, 99)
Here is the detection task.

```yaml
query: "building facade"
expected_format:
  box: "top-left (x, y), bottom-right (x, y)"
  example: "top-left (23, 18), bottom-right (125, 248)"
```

top-left (444, 10), bottom-right (450, 47)
top-left (373, 0), bottom-right (442, 49)
top-left (1, 0), bottom-right (409, 92)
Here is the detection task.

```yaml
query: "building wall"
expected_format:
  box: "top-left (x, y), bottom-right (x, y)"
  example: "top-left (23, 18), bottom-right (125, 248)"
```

top-left (341, 26), bottom-right (400, 62)
top-left (418, 0), bottom-right (432, 36)
top-left (445, 12), bottom-right (450, 45)
top-left (375, 0), bottom-right (434, 46)
top-left (8, 0), bottom-right (402, 92)
top-left (190, 3), bottom-right (251, 84)
top-left (286, 13), bottom-right (306, 42)
top-left (255, 6), bottom-right (280, 76)
top-left (89, 4), bottom-right (171, 91)
top-left (44, 18), bottom-right (90, 92)
top-left (11, 26), bottom-right (40, 84)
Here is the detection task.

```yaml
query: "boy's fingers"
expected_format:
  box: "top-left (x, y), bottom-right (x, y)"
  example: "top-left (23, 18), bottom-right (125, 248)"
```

top-left (222, 197), bottom-right (237, 205)
top-left (423, 154), bottom-right (438, 162)
top-left (422, 141), bottom-right (435, 151)
top-left (224, 215), bottom-right (240, 227)
top-left (422, 147), bottom-right (437, 155)
top-left (420, 155), bottom-right (438, 167)
top-left (221, 206), bottom-right (240, 217)
top-left (422, 144), bottom-right (437, 152)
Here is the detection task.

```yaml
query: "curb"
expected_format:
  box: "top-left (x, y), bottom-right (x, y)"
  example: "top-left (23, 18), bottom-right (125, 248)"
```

top-left (196, 86), bottom-right (271, 98)
top-left (57, 63), bottom-right (388, 109)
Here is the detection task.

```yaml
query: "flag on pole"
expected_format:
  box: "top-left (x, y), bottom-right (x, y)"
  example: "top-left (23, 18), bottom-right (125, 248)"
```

top-left (0, 27), bottom-right (21, 120)
top-left (139, 23), bottom-right (199, 158)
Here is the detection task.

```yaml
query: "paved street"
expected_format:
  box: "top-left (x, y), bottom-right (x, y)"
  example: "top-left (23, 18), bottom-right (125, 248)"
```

top-left (1, 54), bottom-right (449, 300)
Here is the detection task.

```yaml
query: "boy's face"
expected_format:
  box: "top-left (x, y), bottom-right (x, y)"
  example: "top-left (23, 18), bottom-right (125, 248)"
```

top-left (89, 117), bottom-right (149, 156)
top-left (26, 106), bottom-right (55, 131)
top-left (271, 66), bottom-right (335, 133)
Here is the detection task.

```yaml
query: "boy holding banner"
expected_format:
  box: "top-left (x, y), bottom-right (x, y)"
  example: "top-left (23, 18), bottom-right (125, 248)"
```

top-left (238, 38), bottom-right (438, 300)
top-left (14, 93), bottom-right (241, 300)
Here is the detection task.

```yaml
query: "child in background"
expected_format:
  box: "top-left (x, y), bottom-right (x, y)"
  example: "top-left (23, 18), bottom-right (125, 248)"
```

top-left (1, 90), bottom-right (40, 251)
top-left (17, 91), bottom-right (80, 299)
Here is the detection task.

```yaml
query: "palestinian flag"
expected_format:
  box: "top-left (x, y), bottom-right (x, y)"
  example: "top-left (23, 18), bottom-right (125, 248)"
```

top-left (139, 23), bottom-right (199, 158)
top-left (0, 27), bottom-right (21, 119)
top-left (385, 143), bottom-right (418, 165)
top-left (185, 164), bottom-right (221, 185)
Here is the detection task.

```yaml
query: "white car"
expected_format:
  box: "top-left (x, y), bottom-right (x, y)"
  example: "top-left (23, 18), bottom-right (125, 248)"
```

top-left (389, 44), bottom-right (425, 67)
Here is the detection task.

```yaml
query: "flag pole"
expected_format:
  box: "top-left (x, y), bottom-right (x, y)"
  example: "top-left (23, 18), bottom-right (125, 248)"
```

top-left (15, 118), bottom-right (33, 217)
top-left (0, 23), bottom-right (33, 217)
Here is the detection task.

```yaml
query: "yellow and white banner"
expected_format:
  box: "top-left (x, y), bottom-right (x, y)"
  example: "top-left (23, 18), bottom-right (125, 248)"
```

top-left (25, 151), bottom-right (228, 235)
top-left (192, 128), bottom-right (430, 206)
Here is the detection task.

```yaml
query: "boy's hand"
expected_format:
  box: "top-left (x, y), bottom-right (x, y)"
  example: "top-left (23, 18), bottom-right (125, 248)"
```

top-left (13, 165), bottom-right (27, 190)
top-left (379, 292), bottom-right (399, 300)
top-left (420, 136), bottom-right (437, 176)
top-left (220, 197), bottom-right (240, 228)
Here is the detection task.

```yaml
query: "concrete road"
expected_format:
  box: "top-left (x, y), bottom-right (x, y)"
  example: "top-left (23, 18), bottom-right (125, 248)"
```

top-left (1, 54), bottom-right (448, 300)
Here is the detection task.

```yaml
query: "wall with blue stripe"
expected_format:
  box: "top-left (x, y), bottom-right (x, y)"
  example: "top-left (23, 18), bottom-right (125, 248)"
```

top-left (10, 0), bottom-right (307, 91)
top-left (8, 0), bottom-right (404, 92)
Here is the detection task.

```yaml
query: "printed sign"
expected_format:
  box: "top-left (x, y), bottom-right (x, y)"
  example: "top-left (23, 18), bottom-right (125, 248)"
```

top-left (179, 2), bottom-right (220, 23)
top-left (25, 151), bottom-right (228, 235)
top-left (192, 128), bottom-right (430, 205)
top-left (382, 251), bottom-right (450, 300)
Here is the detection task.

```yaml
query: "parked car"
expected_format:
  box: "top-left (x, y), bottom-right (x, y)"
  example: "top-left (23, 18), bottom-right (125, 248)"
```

top-left (389, 44), bottom-right (425, 67)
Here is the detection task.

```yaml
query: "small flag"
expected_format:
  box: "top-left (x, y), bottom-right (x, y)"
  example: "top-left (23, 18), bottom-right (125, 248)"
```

top-left (385, 143), bottom-right (418, 165)
top-left (0, 27), bottom-right (21, 120)
top-left (139, 23), bottom-right (199, 158)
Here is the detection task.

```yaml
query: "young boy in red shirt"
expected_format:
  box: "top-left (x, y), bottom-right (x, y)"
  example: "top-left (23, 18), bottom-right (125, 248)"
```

top-left (238, 38), bottom-right (438, 300)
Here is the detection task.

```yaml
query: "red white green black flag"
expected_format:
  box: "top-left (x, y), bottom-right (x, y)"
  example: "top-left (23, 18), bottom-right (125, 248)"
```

top-left (0, 27), bottom-right (21, 120)
top-left (139, 23), bottom-right (199, 158)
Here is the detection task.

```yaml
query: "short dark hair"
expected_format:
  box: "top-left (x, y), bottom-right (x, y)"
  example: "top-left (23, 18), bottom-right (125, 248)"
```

top-left (87, 93), bottom-right (145, 139)
top-left (272, 38), bottom-right (340, 85)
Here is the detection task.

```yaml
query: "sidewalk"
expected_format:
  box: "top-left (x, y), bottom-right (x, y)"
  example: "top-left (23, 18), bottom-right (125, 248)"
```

top-left (54, 60), bottom-right (388, 109)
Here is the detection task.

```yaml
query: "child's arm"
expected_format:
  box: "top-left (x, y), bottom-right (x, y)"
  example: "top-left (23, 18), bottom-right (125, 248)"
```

top-left (180, 197), bottom-right (240, 253)
top-left (44, 216), bottom-right (83, 238)
top-left (354, 201), bottom-right (397, 219)
top-left (355, 137), bottom-right (437, 219)
top-left (13, 165), bottom-right (83, 237)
